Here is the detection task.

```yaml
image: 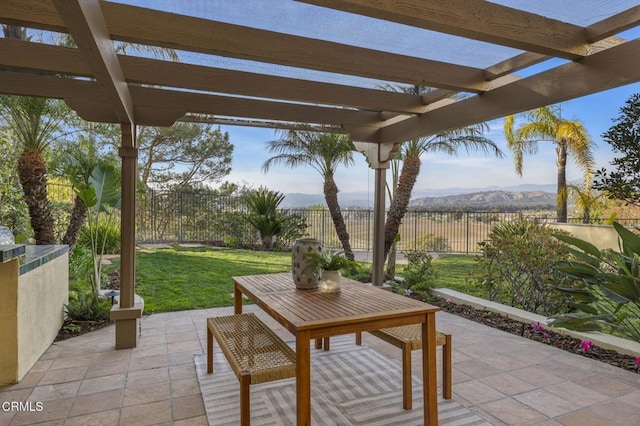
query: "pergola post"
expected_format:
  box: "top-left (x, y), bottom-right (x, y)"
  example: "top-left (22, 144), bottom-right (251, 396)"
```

top-left (111, 123), bottom-right (143, 349)
top-left (354, 141), bottom-right (401, 286)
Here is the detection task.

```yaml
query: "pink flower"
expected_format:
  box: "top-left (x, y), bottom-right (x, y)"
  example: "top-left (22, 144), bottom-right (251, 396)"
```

top-left (580, 340), bottom-right (593, 352)
top-left (542, 332), bottom-right (549, 339)
top-left (635, 357), bottom-right (640, 366)
top-left (530, 322), bottom-right (545, 332)
top-left (445, 298), bottom-right (452, 304)
top-left (404, 289), bottom-right (412, 297)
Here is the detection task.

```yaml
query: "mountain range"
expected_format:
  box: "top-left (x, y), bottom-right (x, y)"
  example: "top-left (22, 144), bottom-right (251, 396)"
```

top-left (281, 183), bottom-right (557, 209)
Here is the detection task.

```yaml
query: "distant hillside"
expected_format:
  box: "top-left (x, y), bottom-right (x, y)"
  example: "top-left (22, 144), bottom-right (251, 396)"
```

top-left (282, 184), bottom-right (559, 209)
top-left (409, 190), bottom-right (556, 210)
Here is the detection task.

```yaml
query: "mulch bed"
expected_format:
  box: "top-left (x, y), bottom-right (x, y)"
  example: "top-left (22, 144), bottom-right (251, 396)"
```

top-left (55, 318), bottom-right (112, 342)
top-left (417, 292), bottom-right (640, 374)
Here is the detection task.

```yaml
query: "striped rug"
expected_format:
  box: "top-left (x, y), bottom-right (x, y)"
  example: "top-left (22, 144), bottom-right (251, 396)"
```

top-left (195, 335), bottom-right (491, 425)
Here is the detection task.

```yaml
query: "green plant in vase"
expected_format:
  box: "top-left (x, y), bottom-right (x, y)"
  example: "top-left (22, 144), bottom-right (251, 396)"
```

top-left (305, 250), bottom-right (357, 293)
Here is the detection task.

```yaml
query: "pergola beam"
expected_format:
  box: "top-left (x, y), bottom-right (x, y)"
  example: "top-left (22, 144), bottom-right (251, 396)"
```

top-left (586, 5), bottom-right (640, 41)
top-left (380, 38), bottom-right (640, 144)
top-left (1, 0), bottom-right (493, 92)
top-left (0, 70), bottom-right (386, 129)
top-left (52, 0), bottom-right (134, 125)
top-left (298, 0), bottom-right (590, 59)
top-left (0, 39), bottom-right (426, 115)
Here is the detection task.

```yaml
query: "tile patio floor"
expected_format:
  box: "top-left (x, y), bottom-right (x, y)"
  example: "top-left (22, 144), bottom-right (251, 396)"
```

top-left (1, 304), bottom-right (640, 425)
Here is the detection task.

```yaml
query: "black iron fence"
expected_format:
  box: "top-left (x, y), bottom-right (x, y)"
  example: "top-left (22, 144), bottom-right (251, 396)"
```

top-left (48, 184), bottom-right (640, 254)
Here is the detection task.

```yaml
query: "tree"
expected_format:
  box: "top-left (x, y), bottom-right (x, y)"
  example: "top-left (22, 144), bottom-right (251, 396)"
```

top-left (0, 25), bottom-right (72, 244)
top-left (504, 105), bottom-right (594, 222)
top-left (568, 181), bottom-right (604, 224)
top-left (263, 131), bottom-right (356, 260)
top-left (136, 123), bottom-right (233, 188)
top-left (593, 93), bottom-right (640, 205)
top-left (0, 94), bottom-right (71, 244)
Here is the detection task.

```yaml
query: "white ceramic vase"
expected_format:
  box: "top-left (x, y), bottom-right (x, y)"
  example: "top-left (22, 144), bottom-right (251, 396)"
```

top-left (291, 238), bottom-right (322, 289)
top-left (320, 269), bottom-right (341, 293)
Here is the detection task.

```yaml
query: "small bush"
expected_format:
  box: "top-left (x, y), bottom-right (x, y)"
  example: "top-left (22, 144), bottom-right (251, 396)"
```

top-left (68, 244), bottom-right (93, 292)
top-left (401, 250), bottom-right (438, 291)
top-left (65, 292), bottom-right (111, 322)
top-left (475, 220), bottom-right (572, 316)
top-left (414, 233), bottom-right (451, 252)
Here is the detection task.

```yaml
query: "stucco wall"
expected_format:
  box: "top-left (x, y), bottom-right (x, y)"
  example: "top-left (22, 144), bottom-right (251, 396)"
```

top-left (549, 223), bottom-right (620, 251)
top-left (0, 251), bottom-right (68, 385)
top-left (17, 254), bottom-right (68, 380)
top-left (0, 258), bottom-right (19, 385)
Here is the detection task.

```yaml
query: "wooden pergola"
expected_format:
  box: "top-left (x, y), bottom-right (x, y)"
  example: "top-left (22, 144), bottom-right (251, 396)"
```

top-left (2, 0), bottom-right (640, 349)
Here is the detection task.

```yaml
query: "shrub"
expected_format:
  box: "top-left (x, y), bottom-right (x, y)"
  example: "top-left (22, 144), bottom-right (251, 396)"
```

top-left (77, 217), bottom-right (120, 254)
top-left (275, 212), bottom-right (307, 249)
top-left (414, 233), bottom-right (451, 252)
top-left (68, 244), bottom-right (93, 292)
top-left (65, 292), bottom-right (111, 322)
top-left (401, 250), bottom-right (437, 292)
top-left (475, 220), bottom-right (573, 315)
top-left (550, 222), bottom-right (640, 343)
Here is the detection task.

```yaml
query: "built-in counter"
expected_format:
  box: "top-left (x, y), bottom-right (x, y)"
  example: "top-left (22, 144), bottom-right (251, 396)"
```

top-left (0, 244), bottom-right (69, 385)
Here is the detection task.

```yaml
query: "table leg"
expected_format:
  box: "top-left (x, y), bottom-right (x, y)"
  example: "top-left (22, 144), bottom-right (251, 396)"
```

top-left (422, 313), bottom-right (438, 425)
top-left (234, 285), bottom-right (242, 314)
top-left (296, 330), bottom-right (311, 426)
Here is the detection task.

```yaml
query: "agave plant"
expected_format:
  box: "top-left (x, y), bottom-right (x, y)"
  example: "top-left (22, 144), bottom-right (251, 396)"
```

top-left (550, 222), bottom-right (640, 343)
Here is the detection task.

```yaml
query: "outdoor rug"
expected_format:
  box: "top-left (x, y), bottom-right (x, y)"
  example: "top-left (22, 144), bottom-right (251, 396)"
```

top-left (195, 335), bottom-right (491, 425)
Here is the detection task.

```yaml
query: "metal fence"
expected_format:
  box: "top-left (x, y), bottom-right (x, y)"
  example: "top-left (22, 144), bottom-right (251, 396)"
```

top-left (48, 184), bottom-right (640, 254)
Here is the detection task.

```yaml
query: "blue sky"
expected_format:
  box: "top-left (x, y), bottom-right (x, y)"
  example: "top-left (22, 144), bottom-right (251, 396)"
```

top-left (219, 82), bottom-right (640, 195)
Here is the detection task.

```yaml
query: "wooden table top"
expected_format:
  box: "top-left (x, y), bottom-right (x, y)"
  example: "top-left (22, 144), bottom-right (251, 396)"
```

top-left (233, 272), bottom-right (439, 335)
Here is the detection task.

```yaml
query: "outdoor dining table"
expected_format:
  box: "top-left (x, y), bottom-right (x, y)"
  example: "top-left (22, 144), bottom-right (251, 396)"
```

top-left (233, 272), bottom-right (441, 426)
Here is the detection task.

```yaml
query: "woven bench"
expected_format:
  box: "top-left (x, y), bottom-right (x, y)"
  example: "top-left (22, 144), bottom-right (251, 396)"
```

top-left (318, 326), bottom-right (451, 410)
top-left (207, 313), bottom-right (296, 426)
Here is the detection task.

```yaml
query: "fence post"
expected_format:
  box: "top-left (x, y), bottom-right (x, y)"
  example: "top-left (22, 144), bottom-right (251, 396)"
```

top-left (466, 212), bottom-right (470, 254)
top-left (178, 191), bottom-right (183, 243)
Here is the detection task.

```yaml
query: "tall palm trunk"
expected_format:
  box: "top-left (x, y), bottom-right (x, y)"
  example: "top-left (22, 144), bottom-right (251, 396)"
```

top-left (17, 148), bottom-right (55, 244)
top-left (384, 156), bottom-right (421, 260)
top-left (62, 196), bottom-right (87, 248)
top-left (323, 175), bottom-right (354, 260)
top-left (556, 142), bottom-right (568, 223)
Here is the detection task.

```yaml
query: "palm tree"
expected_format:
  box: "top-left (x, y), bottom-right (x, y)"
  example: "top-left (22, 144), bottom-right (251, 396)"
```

top-left (0, 94), bottom-right (69, 244)
top-left (568, 179), bottom-right (604, 224)
top-left (1, 24), bottom-right (71, 244)
top-left (263, 131), bottom-right (356, 260)
top-left (504, 105), bottom-right (594, 223)
top-left (380, 85), bottom-right (503, 267)
top-left (384, 129), bottom-right (503, 264)
top-left (244, 187), bottom-right (286, 250)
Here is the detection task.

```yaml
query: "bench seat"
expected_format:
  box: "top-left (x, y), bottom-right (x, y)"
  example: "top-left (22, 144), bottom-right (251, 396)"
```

top-left (365, 325), bottom-right (451, 409)
top-left (207, 313), bottom-right (296, 425)
top-left (317, 325), bottom-right (451, 410)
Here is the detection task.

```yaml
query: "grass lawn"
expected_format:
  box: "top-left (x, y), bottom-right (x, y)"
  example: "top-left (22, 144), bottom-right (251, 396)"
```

top-left (111, 246), bottom-right (291, 313)
top-left (109, 247), bottom-right (483, 313)
top-left (431, 254), bottom-right (484, 298)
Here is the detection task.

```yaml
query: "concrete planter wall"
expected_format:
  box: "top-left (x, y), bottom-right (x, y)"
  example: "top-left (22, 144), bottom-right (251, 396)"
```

top-left (548, 223), bottom-right (620, 251)
top-left (432, 288), bottom-right (640, 357)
